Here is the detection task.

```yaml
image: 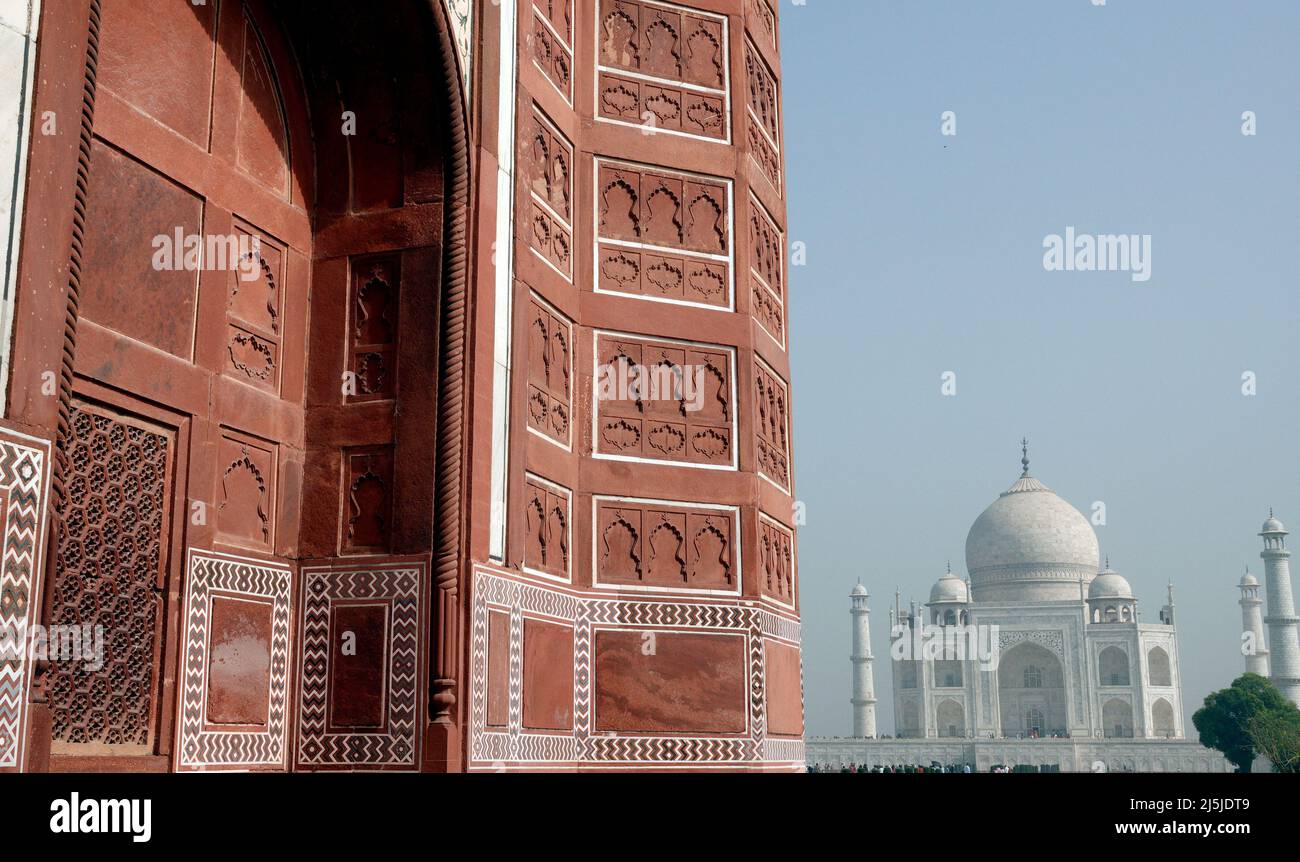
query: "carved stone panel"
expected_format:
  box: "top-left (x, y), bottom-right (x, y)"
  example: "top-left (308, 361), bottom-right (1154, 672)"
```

top-left (749, 194), bottom-right (785, 345)
top-left (524, 108), bottom-right (574, 279)
top-left (753, 358), bottom-right (790, 490)
top-left (595, 0), bottom-right (729, 143)
top-left (523, 474), bottom-right (571, 582)
top-left (594, 332), bottom-right (734, 467)
top-left (747, 0), bottom-right (777, 50)
top-left (595, 158), bottom-right (732, 309)
top-left (224, 221), bottom-right (284, 393)
top-left (531, 0), bottom-right (573, 102)
top-left (758, 514), bottom-right (795, 606)
top-left (526, 295), bottom-right (573, 448)
top-left (597, 1), bottom-right (727, 90)
top-left (50, 403), bottom-right (171, 755)
top-left (744, 38), bottom-right (782, 193)
top-left (341, 446), bottom-right (393, 554)
top-left (216, 432), bottom-right (276, 551)
top-left (347, 257), bottom-right (400, 402)
top-left (597, 71), bottom-right (726, 140)
top-left (593, 496), bottom-right (737, 593)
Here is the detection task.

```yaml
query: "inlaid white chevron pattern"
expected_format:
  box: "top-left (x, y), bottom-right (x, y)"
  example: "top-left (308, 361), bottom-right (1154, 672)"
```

top-left (296, 563), bottom-right (425, 770)
top-left (584, 735), bottom-right (753, 763)
top-left (469, 564), bottom-right (802, 769)
top-left (177, 550), bottom-right (292, 771)
top-left (0, 431), bottom-right (49, 770)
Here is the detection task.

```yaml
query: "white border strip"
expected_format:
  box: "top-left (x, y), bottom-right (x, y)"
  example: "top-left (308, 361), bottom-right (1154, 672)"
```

top-left (0, 0), bottom-right (42, 418)
top-left (488, 0), bottom-right (520, 562)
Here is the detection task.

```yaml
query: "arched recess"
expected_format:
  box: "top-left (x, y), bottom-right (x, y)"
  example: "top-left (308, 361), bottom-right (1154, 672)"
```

top-left (1151, 698), bottom-right (1176, 738)
top-left (936, 699), bottom-right (964, 738)
top-left (273, 0), bottom-right (473, 770)
top-left (1102, 698), bottom-right (1134, 738)
top-left (997, 642), bottom-right (1067, 737)
top-left (1098, 646), bottom-right (1130, 687)
top-left (21, 0), bottom-right (471, 772)
top-left (1147, 646), bottom-right (1172, 687)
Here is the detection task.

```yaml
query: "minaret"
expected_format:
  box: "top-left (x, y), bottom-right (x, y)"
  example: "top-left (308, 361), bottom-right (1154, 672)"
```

top-left (1238, 566), bottom-right (1269, 676)
top-left (1261, 511), bottom-right (1300, 704)
top-left (850, 580), bottom-right (877, 738)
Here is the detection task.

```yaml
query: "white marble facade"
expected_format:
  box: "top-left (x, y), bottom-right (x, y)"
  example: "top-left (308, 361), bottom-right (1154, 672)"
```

top-left (830, 449), bottom-right (1226, 771)
top-left (0, 0), bottom-right (40, 415)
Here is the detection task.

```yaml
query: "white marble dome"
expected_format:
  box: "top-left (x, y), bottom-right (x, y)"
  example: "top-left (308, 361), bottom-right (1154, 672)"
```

top-left (929, 570), bottom-right (968, 604)
top-left (1089, 570), bottom-right (1133, 599)
top-left (1262, 514), bottom-right (1287, 534)
top-left (965, 471), bottom-right (1100, 602)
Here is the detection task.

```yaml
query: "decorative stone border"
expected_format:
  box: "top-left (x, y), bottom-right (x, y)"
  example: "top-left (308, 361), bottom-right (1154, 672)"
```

top-left (176, 549), bottom-right (292, 771)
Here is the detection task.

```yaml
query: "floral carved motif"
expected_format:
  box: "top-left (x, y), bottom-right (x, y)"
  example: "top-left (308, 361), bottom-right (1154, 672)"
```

top-left (527, 296), bottom-right (572, 447)
top-left (595, 499), bottom-right (735, 591)
top-left (595, 333), bottom-right (732, 467)
top-left (596, 160), bottom-right (732, 309)
top-left (754, 360), bottom-right (790, 489)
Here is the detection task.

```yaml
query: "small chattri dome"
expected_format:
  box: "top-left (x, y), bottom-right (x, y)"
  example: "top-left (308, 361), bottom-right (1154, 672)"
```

top-left (1089, 569), bottom-right (1133, 600)
top-left (851, 581), bottom-right (868, 597)
top-left (929, 568), bottom-right (969, 604)
top-left (1240, 569), bottom-right (1258, 587)
top-left (1262, 511), bottom-right (1287, 535)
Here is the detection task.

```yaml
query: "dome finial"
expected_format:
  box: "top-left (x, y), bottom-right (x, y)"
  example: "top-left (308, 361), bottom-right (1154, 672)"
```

top-left (1020, 437), bottom-right (1030, 477)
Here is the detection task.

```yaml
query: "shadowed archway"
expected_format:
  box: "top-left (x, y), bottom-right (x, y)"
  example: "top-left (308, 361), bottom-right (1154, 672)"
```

top-left (23, 0), bottom-right (473, 772)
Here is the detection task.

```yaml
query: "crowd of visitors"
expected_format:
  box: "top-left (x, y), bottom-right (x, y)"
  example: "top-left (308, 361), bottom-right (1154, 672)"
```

top-left (807, 761), bottom-right (1059, 773)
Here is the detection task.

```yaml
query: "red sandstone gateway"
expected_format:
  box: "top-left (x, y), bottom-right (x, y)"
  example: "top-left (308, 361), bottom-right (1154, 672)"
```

top-left (0, 0), bottom-right (800, 772)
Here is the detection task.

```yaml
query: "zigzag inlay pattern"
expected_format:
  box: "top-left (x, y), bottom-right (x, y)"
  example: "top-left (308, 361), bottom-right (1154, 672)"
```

top-left (177, 551), bottom-right (291, 771)
top-left (296, 563), bottom-right (424, 769)
top-left (0, 432), bottom-right (49, 769)
top-left (469, 566), bottom-right (801, 768)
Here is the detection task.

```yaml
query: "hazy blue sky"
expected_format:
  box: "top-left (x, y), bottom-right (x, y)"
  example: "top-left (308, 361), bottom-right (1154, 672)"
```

top-left (781, 0), bottom-right (1300, 737)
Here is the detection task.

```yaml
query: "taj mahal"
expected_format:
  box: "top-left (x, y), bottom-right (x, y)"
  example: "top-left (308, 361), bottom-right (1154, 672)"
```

top-left (807, 444), bottom-right (1234, 772)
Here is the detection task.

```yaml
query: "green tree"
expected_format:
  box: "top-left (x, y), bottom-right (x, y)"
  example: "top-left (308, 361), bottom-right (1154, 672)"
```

top-left (1247, 708), bottom-right (1300, 773)
top-left (1193, 673), bottom-right (1295, 772)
